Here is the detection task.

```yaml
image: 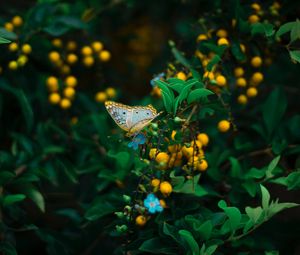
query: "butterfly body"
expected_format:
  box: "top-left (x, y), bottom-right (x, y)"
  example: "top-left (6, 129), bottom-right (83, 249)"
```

top-left (105, 101), bottom-right (161, 136)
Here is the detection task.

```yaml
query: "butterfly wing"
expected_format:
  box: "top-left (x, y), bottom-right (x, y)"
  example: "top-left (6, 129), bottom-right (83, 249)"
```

top-left (105, 101), bottom-right (162, 136)
top-left (127, 105), bottom-right (162, 135)
top-left (105, 101), bottom-right (133, 131)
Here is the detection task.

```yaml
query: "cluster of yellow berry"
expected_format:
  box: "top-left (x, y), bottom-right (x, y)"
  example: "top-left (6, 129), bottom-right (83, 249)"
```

top-left (48, 39), bottom-right (111, 74)
top-left (149, 131), bottom-right (209, 172)
top-left (3, 16), bottom-right (32, 71)
top-left (46, 75), bottom-right (77, 109)
top-left (95, 87), bottom-right (117, 103)
top-left (45, 39), bottom-right (112, 109)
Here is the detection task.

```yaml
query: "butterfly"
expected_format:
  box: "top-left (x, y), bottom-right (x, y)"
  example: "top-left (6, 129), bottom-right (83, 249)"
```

top-left (105, 101), bottom-right (162, 136)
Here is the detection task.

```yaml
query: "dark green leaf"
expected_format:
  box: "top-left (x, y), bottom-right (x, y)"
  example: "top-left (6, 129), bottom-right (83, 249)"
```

top-left (3, 194), bottom-right (26, 206)
top-left (187, 88), bottom-right (214, 104)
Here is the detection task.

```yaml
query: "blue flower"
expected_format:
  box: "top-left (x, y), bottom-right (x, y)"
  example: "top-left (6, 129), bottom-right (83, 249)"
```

top-left (128, 133), bottom-right (146, 150)
top-left (150, 72), bottom-right (165, 87)
top-left (143, 193), bottom-right (163, 214)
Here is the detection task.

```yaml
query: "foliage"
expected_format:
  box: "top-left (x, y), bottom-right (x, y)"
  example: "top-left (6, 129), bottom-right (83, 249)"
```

top-left (0, 0), bottom-right (300, 255)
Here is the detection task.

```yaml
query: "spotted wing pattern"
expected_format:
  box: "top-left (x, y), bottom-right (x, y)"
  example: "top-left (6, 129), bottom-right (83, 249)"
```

top-left (105, 101), bottom-right (161, 135)
top-left (105, 101), bottom-right (132, 131)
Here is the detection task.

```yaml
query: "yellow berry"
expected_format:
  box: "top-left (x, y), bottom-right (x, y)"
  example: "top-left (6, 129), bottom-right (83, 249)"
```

top-left (46, 76), bottom-right (59, 92)
top-left (82, 56), bottom-right (94, 67)
top-left (95, 92), bottom-right (107, 103)
top-left (8, 42), bottom-right (18, 52)
top-left (160, 181), bottom-right (172, 196)
top-left (191, 140), bottom-right (202, 149)
top-left (66, 41), bottom-right (77, 51)
top-left (49, 51), bottom-right (60, 62)
top-left (135, 215), bottom-right (147, 226)
top-left (237, 94), bottom-right (248, 104)
top-left (197, 133), bottom-right (209, 146)
top-left (63, 87), bottom-right (76, 99)
top-left (49, 93), bottom-right (61, 104)
top-left (251, 56), bottom-right (262, 68)
top-left (8, 61), bottom-right (18, 70)
top-left (99, 50), bottom-right (111, 62)
top-left (203, 71), bottom-right (215, 80)
top-left (197, 159), bottom-right (208, 171)
top-left (152, 86), bottom-right (162, 97)
top-left (188, 156), bottom-right (200, 168)
top-left (177, 71), bottom-right (187, 81)
top-left (216, 29), bottom-right (228, 38)
top-left (149, 148), bottom-right (158, 159)
top-left (182, 146), bottom-right (196, 158)
top-left (171, 130), bottom-right (177, 140)
top-left (251, 3), bottom-right (261, 12)
top-left (66, 53), bottom-right (78, 64)
top-left (151, 179), bottom-right (160, 187)
top-left (197, 34), bottom-right (208, 42)
top-left (11, 16), bottom-right (23, 27)
top-left (105, 87), bottom-right (116, 98)
top-left (160, 199), bottom-right (167, 208)
top-left (240, 43), bottom-right (246, 53)
top-left (236, 77), bottom-right (247, 87)
top-left (65, 76), bottom-right (77, 87)
top-left (248, 14), bottom-right (260, 24)
top-left (234, 67), bottom-right (244, 77)
top-left (251, 72), bottom-right (264, 85)
top-left (216, 75), bottom-right (227, 87)
top-left (17, 55), bottom-right (28, 66)
top-left (217, 38), bottom-right (229, 46)
top-left (81, 46), bottom-right (93, 56)
top-left (22, 44), bottom-right (32, 54)
top-left (218, 120), bottom-right (230, 132)
top-left (91, 41), bottom-right (103, 52)
top-left (4, 22), bottom-right (14, 32)
top-left (168, 145), bottom-right (181, 153)
top-left (52, 38), bottom-right (62, 48)
top-left (155, 152), bottom-right (169, 164)
top-left (246, 87), bottom-right (258, 98)
top-left (60, 98), bottom-right (71, 109)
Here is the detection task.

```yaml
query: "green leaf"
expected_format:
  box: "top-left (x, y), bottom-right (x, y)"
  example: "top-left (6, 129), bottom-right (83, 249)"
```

top-left (187, 88), bottom-right (214, 104)
top-left (167, 78), bottom-right (185, 93)
top-left (266, 156), bottom-right (281, 179)
top-left (289, 50), bottom-right (300, 63)
top-left (0, 28), bottom-right (17, 40)
top-left (218, 200), bottom-right (242, 231)
top-left (207, 55), bottom-right (221, 71)
top-left (271, 171), bottom-right (300, 190)
top-left (139, 238), bottom-right (178, 254)
top-left (290, 19), bottom-right (300, 42)
top-left (262, 87), bottom-right (287, 139)
top-left (251, 22), bottom-right (274, 37)
top-left (156, 80), bottom-right (174, 113)
top-left (173, 82), bottom-right (195, 114)
top-left (205, 245), bottom-right (218, 255)
top-left (268, 201), bottom-right (298, 217)
top-left (178, 230), bottom-right (199, 255)
top-left (231, 41), bottom-right (246, 61)
top-left (196, 220), bottom-right (213, 240)
top-left (229, 157), bottom-right (241, 178)
top-left (276, 21), bottom-right (295, 38)
top-left (245, 206), bottom-right (264, 224)
top-left (163, 222), bottom-right (182, 244)
top-left (2, 194), bottom-right (26, 206)
top-left (84, 200), bottom-right (116, 221)
top-left (260, 185), bottom-right (270, 211)
top-left (0, 37), bottom-right (11, 44)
